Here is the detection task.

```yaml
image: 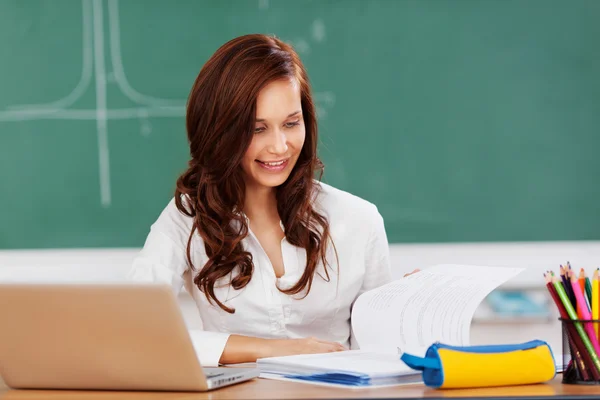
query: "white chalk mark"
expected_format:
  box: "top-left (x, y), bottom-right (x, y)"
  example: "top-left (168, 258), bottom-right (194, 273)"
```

top-left (0, 108), bottom-right (86, 120)
top-left (111, 106), bottom-right (184, 119)
top-left (93, 0), bottom-right (111, 207)
top-left (141, 121), bottom-right (152, 136)
top-left (0, 0), bottom-right (190, 208)
top-left (314, 92), bottom-right (336, 120)
top-left (0, 106), bottom-right (184, 122)
top-left (258, 0), bottom-right (269, 10)
top-left (107, 0), bottom-right (183, 107)
top-left (8, 0), bottom-right (94, 110)
top-left (293, 38), bottom-right (310, 54)
top-left (311, 19), bottom-right (326, 43)
top-left (316, 106), bottom-right (327, 118)
top-left (314, 91), bottom-right (336, 106)
top-left (138, 109), bottom-right (151, 136)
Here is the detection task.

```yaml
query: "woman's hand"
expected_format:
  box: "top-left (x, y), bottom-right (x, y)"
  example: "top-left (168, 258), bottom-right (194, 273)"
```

top-left (219, 335), bottom-right (345, 364)
top-left (403, 268), bottom-right (420, 277)
top-left (264, 337), bottom-right (346, 358)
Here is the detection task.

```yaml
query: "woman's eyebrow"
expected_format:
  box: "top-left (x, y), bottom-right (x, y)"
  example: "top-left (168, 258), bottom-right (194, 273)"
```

top-left (256, 110), bottom-right (301, 122)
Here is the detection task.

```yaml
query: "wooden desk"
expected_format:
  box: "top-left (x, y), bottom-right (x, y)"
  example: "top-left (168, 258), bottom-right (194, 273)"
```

top-left (1, 376), bottom-right (599, 400)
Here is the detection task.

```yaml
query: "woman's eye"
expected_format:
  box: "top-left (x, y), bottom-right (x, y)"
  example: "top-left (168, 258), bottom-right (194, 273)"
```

top-left (285, 121), bottom-right (300, 128)
top-left (254, 127), bottom-right (265, 133)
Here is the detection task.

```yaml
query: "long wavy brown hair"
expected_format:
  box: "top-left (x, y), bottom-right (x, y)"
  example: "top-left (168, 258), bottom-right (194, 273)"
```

top-left (175, 34), bottom-right (334, 313)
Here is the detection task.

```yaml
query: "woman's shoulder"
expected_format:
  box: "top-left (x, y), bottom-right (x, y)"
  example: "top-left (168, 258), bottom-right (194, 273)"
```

top-left (147, 195), bottom-right (196, 248)
top-left (313, 181), bottom-right (382, 224)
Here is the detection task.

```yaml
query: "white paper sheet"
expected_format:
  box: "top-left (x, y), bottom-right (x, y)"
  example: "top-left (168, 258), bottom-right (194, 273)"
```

top-left (257, 350), bottom-right (415, 378)
top-left (351, 264), bottom-right (524, 356)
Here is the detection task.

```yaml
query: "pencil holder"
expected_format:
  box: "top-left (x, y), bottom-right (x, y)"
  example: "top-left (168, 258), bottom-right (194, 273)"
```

top-left (560, 318), bottom-right (600, 384)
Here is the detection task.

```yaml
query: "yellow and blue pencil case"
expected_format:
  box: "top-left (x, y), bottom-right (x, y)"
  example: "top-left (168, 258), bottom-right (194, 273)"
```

top-left (400, 340), bottom-right (556, 389)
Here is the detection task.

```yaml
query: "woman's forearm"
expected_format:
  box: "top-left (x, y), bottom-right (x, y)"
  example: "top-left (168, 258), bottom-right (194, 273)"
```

top-left (218, 335), bottom-right (345, 364)
top-left (218, 334), bottom-right (272, 364)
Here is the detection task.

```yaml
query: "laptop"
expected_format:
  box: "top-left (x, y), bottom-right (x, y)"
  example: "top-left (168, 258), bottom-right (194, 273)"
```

top-left (0, 282), bottom-right (259, 391)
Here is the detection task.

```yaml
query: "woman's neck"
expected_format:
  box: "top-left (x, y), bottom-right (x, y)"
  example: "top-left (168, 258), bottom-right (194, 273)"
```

top-left (243, 184), bottom-right (279, 221)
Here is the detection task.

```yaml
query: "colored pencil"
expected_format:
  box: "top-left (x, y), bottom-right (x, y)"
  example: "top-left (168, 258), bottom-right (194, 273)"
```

top-left (545, 274), bottom-right (593, 380)
top-left (593, 269), bottom-right (599, 340)
top-left (578, 268), bottom-right (593, 313)
top-left (581, 268), bottom-right (593, 311)
top-left (579, 269), bottom-right (587, 298)
top-left (560, 265), bottom-right (576, 308)
top-left (552, 276), bottom-right (600, 375)
top-left (586, 275), bottom-right (593, 305)
top-left (570, 274), bottom-right (600, 358)
top-left (567, 264), bottom-right (583, 318)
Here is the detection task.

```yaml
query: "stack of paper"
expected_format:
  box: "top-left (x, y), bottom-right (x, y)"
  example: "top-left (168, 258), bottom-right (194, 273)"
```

top-left (257, 350), bottom-right (421, 388)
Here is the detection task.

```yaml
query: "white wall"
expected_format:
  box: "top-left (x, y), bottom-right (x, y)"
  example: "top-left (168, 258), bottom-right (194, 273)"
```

top-left (389, 241), bottom-right (600, 289)
top-left (2, 241), bottom-right (598, 287)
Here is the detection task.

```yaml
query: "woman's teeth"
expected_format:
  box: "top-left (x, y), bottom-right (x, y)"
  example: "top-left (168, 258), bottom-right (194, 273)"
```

top-left (261, 160), bottom-right (284, 166)
top-left (256, 159), bottom-right (288, 171)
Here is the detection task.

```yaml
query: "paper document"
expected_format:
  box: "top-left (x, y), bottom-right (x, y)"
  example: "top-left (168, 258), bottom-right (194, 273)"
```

top-left (259, 371), bottom-right (422, 389)
top-left (352, 264), bottom-right (523, 356)
top-left (257, 264), bottom-right (524, 387)
top-left (258, 350), bottom-right (414, 378)
top-left (258, 350), bottom-right (422, 388)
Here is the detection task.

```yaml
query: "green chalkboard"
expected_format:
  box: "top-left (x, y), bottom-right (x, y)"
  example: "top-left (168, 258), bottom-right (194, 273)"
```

top-left (1, 0), bottom-right (599, 249)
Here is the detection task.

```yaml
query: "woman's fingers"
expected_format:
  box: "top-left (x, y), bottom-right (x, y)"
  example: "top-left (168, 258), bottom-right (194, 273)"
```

top-left (403, 268), bottom-right (420, 277)
top-left (314, 338), bottom-right (346, 351)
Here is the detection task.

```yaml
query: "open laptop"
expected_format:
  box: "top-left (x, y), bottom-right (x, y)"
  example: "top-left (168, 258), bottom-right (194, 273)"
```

top-left (0, 282), bottom-right (259, 391)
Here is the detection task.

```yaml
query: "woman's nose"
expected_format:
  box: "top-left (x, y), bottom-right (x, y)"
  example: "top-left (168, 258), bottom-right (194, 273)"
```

top-left (267, 130), bottom-right (288, 154)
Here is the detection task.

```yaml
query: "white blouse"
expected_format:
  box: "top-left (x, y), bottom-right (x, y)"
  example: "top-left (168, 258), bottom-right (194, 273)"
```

top-left (128, 182), bottom-right (393, 366)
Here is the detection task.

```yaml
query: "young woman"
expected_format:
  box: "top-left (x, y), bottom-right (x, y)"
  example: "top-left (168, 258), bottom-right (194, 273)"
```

top-left (129, 34), bottom-right (411, 366)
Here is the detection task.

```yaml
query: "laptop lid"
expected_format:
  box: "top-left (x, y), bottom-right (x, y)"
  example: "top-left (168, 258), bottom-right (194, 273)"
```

top-left (0, 282), bottom-right (210, 391)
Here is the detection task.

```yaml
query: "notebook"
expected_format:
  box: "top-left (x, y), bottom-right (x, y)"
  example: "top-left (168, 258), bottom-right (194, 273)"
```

top-left (257, 264), bottom-right (524, 388)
